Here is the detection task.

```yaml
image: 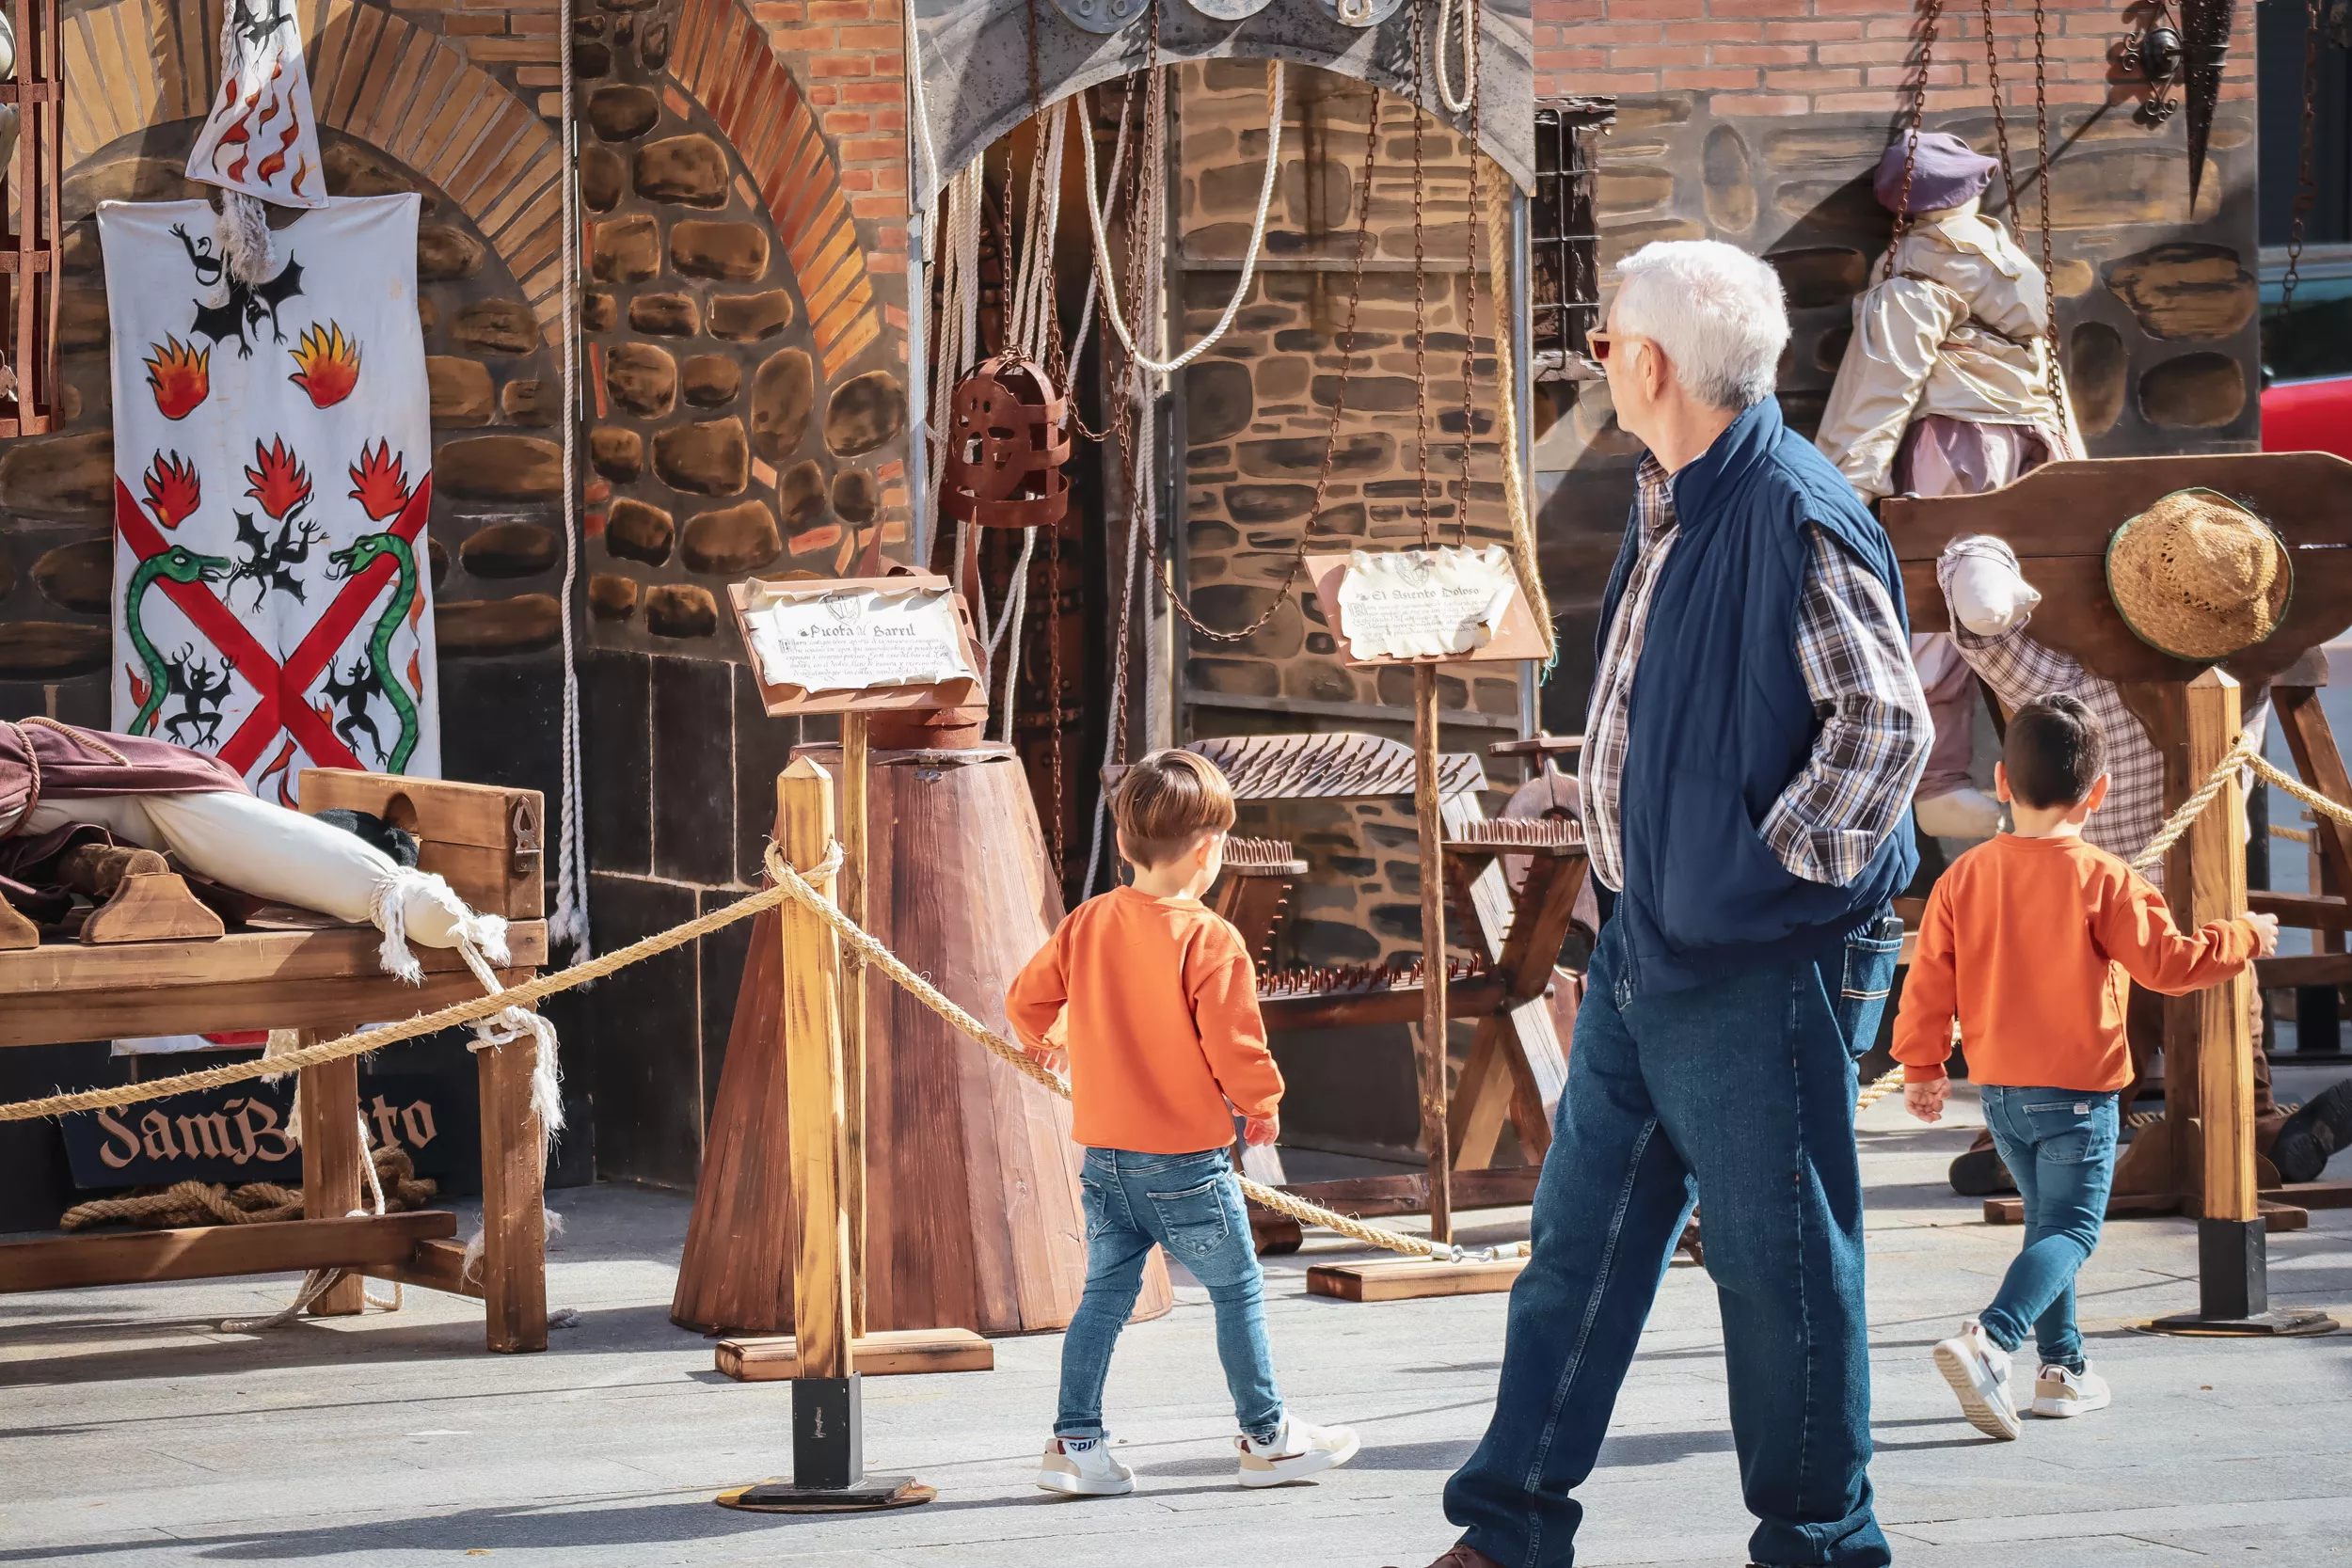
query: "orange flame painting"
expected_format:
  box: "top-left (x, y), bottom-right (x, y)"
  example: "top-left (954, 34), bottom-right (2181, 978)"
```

top-left (141, 451), bottom-right (202, 531)
top-left (348, 439), bottom-right (413, 522)
top-left (143, 337), bottom-right (211, 421)
top-left (245, 436), bottom-right (313, 521)
top-left (288, 321), bottom-right (361, 409)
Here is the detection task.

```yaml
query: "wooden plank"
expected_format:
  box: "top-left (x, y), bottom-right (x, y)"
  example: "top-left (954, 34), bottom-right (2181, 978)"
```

top-left (1413, 664), bottom-right (1452, 1245)
top-left (1278, 1165), bottom-right (1542, 1218)
top-left (300, 1040), bottom-right (366, 1316)
top-left (0, 924), bottom-right (548, 1049)
top-left (2187, 671), bottom-right (2260, 1226)
top-left (1883, 453), bottom-right (2352, 560)
top-left (297, 768), bottom-right (544, 853)
top-left (712, 1326), bottom-right (994, 1382)
top-left (475, 1011), bottom-right (548, 1353)
top-left (1307, 1254), bottom-right (1529, 1302)
top-left (2255, 954), bottom-right (2352, 989)
top-left (362, 1237), bottom-right (483, 1298)
top-left (1983, 1192), bottom-right (2182, 1224)
top-left (2249, 891), bottom-right (2352, 929)
top-left (1257, 971), bottom-right (1511, 1030)
top-left (0, 1212), bottom-right (454, 1292)
top-left (778, 757), bottom-right (855, 1381)
top-left (1448, 1018), bottom-right (1517, 1170)
top-left (840, 711), bottom-right (868, 1340)
top-left (2276, 686), bottom-right (2352, 896)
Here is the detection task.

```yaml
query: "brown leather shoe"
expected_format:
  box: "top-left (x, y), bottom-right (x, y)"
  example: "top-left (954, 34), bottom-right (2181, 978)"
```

top-left (1391, 1547), bottom-right (1502, 1568)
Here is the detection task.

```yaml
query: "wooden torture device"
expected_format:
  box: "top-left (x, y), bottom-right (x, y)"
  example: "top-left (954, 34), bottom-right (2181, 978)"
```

top-left (941, 354), bottom-right (1071, 531)
top-left (689, 578), bottom-right (1146, 1386)
top-left (0, 0), bottom-right (60, 438)
top-left (1887, 451), bottom-right (2352, 1333)
top-left (0, 772), bottom-right (552, 1353)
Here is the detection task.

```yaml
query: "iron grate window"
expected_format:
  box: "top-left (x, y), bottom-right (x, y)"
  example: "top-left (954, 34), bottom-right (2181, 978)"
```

top-left (1532, 98), bottom-right (1613, 381)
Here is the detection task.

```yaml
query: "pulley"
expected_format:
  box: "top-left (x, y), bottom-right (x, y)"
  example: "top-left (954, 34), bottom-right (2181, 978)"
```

top-left (941, 354), bottom-right (1071, 531)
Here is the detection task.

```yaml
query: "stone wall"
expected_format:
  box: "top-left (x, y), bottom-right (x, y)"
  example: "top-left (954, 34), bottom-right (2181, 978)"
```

top-left (1530, 0), bottom-right (2265, 727)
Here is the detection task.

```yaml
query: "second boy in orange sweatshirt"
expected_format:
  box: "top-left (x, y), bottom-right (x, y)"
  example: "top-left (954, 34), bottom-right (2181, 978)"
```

top-left (1895, 694), bottom-right (2277, 1441)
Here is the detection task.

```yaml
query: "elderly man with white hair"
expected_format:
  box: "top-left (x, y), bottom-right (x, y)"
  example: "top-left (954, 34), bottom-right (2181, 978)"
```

top-left (1401, 242), bottom-right (1929, 1568)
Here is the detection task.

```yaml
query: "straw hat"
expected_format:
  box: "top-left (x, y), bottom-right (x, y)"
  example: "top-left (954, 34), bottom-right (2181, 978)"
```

top-left (2106, 488), bottom-right (2291, 661)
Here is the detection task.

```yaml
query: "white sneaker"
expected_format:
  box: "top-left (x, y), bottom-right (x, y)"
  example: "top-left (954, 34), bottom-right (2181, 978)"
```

top-left (2032, 1362), bottom-right (2111, 1418)
top-left (1236, 1413), bottom-right (1360, 1488)
top-left (1036, 1435), bottom-right (1135, 1497)
top-left (1931, 1319), bottom-right (2021, 1440)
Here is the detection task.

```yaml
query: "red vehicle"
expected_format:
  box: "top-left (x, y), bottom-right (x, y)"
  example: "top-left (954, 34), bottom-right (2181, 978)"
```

top-left (2261, 251), bottom-right (2352, 461)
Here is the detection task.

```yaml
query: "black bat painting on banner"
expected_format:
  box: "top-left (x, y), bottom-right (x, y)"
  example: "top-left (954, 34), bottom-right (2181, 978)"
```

top-left (173, 222), bottom-right (306, 359)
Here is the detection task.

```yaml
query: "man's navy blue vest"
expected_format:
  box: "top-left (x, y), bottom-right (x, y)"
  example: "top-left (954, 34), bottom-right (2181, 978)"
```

top-left (1596, 396), bottom-right (1917, 993)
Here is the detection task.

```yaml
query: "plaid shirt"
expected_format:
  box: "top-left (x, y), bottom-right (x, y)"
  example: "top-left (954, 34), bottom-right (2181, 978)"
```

top-left (1937, 536), bottom-right (2267, 895)
top-left (1582, 455), bottom-right (1931, 894)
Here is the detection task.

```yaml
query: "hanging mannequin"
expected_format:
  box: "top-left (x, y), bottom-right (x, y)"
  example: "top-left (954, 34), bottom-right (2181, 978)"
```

top-left (1817, 133), bottom-right (2083, 844)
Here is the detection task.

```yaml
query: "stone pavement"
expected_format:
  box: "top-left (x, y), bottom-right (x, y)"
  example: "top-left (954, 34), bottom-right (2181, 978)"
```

top-left (6, 1079), bottom-right (2351, 1568)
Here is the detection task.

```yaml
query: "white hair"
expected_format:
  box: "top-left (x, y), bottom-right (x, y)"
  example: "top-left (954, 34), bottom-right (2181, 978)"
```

top-left (1610, 240), bottom-right (1790, 410)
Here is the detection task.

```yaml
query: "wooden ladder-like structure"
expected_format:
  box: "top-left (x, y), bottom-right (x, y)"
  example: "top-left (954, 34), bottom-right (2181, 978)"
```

top-left (0, 0), bottom-right (59, 436)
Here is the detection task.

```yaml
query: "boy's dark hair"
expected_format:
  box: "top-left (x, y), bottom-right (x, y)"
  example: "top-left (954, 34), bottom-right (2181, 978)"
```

top-left (1113, 750), bottom-right (1236, 868)
top-left (2004, 693), bottom-right (2108, 809)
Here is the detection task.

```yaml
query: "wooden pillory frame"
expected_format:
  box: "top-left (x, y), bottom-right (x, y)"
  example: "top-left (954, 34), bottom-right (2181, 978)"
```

top-left (1888, 451), bottom-right (2352, 1332)
top-left (0, 0), bottom-right (59, 436)
top-left (0, 773), bottom-right (552, 1352)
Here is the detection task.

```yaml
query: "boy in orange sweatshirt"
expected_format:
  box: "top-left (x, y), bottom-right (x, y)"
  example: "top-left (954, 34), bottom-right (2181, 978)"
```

top-left (1895, 694), bottom-right (2278, 1440)
top-left (1007, 749), bottom-right (1359, 1497)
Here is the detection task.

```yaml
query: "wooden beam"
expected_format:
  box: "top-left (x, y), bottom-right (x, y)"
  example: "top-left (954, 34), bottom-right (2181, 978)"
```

top-left (300, 1038), bottom-right (366, 1317)
top-left (840, 710), bottom-right (869, 1341)
top-left (1275, 1165), bottom-right (1542, 1218)
top-left (1257, 972), bottom-right (1510, 1031)
top-left (1414, 663), bottom-right (1452, 1245)
top-left (2248, 891), bottom-right (2352, 929)
top-left (778, 757), bottom-right (855, 1382)
top-left (0, 1212), bottom-right (455, 1292)
top-left (2254, 954), bottom-right (2352, 989)
top-left (475, 1012), bottom-right (548, 1353)
top-left (2187, 670), bottom-right (2260, 1227)
top-left (0, 923), bottom-right (549, 1049)
top-left (363, 1237), bottom-right (484, 1298)
top-left (1307, 1254), bottom-right (1529, 1302)
top-left (713, 1326), bottom-right (994, 1382)
top-left (2275, 686), bottom-right (2352, 895)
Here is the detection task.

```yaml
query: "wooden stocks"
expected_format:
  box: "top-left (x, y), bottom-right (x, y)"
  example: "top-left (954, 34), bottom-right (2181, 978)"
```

top-left (778, 757), bottom-right (856, 1381)
top-left (2185, 670), bottom-right (2258, 1227)
top-left (1414, 663), bottom-right (1453, 1244)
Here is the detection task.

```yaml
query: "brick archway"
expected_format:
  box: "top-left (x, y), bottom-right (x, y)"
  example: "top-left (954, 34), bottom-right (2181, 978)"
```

top-left (61, 0), bottom-right (566, 337)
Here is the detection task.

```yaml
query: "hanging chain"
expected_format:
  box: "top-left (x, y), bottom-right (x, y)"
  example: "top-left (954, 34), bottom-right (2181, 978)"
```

top-left (1882, 0), bottom-right (1941, 279)
top-left (1046, 508), bottom-right (1066, 878)
top-left (1978, 0), bottom-right (2019, 213)
top-left (2281, 0), bottom-right (2325, 318)
top-left (1410, 0), bottom-right (1435, 546)
top-left (1108, 42), bottom-right (1161, 759)
top-left (2028, 0), bottom-right (2068, 444)
top-left (1453, 0), bottom-right (1483, 549)
top-left (1136, 54), bottom-right (1385, 643)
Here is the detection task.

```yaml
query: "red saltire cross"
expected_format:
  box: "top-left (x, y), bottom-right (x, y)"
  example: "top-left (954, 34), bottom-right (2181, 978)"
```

top-left (114, 473), bottom-right (435, 776)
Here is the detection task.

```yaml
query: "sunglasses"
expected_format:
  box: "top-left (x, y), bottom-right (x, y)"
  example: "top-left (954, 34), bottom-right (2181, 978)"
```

top-left (1588, 329), bottom-right (1640, 362)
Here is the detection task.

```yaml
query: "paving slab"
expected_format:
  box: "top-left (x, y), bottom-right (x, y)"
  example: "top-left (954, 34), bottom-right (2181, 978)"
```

top-left (5, 1106), bottom-right (2351, 1568)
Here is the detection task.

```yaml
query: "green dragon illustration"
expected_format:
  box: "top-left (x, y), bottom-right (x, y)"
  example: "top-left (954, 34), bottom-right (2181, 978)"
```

top-left (326, 531), bottom-right (421, 772)
top-left (124, 544), bottom-right (233, 736)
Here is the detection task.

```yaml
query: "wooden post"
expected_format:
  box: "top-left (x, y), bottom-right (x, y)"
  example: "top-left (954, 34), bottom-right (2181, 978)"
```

top-left (2186, 672), bottom-right (2259, 1230)
top-left (1414, 663), bottom-right (1452, 1244)
top-left (839, 711), bottom-right (869, 1338)
top-left (778, 756), bottom-right (855, 1381)
top-left (298, 1037), bottom-right (365, 1316)
top-left (475, 1018), bottom-right (549, 1353)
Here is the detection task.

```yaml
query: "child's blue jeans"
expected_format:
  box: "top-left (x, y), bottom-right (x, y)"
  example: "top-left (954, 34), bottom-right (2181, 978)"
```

top-left (1055, 1146), bottom-right (1283, 1445)
top-left (1978, 1085), bottom-right (2121, 1371)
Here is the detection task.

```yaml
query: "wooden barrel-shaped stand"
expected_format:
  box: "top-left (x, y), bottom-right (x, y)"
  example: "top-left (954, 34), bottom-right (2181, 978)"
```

top-left (673, 737), bottom-right (1171, 1336)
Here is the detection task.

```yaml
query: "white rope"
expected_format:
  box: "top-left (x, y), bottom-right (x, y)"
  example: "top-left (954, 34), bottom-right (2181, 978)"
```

top-left (1009, 98), bottom-right (1068, 363)
top-left (1065, 85), bottom-right (1133, 410)
top-left (1079, 59), bottom-right (1283, 374)
top-left (453, 933), bottom-right (566, 1143)
top-left (1436, 0), bottom-right (1479, 115)
top-left (994, 531), bottom-right (1040, 745)
top-left (551, 0), bottom-right (589, 958)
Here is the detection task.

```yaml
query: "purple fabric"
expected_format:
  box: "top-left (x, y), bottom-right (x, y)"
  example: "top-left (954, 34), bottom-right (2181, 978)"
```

top-left (1873, 132), bottom-right (2001, 214)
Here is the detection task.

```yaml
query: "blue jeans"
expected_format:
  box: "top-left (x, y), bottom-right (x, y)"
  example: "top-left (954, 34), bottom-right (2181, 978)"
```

top-left (1976, 1085), bottom-right (2119, 1372)
top-left (1055, 1147), bottom-right (1283, 1444)
top-left (1445, 915), bottom-right (1901, 1568)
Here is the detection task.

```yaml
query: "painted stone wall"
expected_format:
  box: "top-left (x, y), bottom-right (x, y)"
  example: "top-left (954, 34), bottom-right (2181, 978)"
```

top-left (1531, 0), bottom-right (2265, 727)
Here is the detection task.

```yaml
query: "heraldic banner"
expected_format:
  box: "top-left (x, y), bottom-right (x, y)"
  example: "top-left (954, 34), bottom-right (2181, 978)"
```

top-left (100, 195), bottom-right (440, 802)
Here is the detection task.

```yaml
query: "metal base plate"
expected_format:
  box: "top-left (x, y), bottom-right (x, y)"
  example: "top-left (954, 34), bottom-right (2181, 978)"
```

top-left (716, 1475), bottom-right (934, 1513)
top-left (2135, 1307), bottom-right (2340, 1338)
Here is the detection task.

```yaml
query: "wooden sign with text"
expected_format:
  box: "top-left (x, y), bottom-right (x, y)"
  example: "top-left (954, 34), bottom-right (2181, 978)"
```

top-left (729, 573), bottom-right (987, 718)
top-left (60, 1070), bottom-right (481, 1191)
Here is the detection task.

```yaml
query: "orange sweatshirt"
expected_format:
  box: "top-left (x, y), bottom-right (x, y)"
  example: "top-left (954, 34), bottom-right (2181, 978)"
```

top-left (1894, 832), bottom-right (2261, 1091)
top-left (1005, 886), bottom-right (1285, 1154)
